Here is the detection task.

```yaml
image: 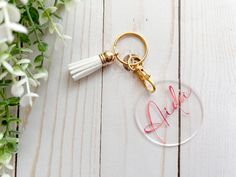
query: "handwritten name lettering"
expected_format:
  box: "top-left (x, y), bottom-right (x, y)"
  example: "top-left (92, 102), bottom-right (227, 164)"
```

top-left (144, 85), bottom-right (192, 144)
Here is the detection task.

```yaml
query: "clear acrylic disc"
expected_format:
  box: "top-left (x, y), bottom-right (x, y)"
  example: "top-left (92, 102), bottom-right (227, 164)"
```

top-left (135, 80), bottom-right (203, 147)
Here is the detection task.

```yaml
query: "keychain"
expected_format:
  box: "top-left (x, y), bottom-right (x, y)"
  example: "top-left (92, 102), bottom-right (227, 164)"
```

top-left (68, 32), bottom-right (204, 146)
top-left (68, 32), bottom-right (156, 93)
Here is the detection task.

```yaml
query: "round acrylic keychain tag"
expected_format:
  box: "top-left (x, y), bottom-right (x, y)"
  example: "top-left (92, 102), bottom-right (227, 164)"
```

top-left (134, 80), bottom-right (203, 147)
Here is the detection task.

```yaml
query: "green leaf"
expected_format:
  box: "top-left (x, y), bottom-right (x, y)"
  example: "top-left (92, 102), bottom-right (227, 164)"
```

top-left (8, 118), bottom-right (21, 124)
top-left (38, 42), bottom-right (48, 52)
top-left (1, 120), bottom-right (7, 126)
top-left (0, 110), bottom-right (6, 116)
top-left (0, 147), bottom-right (12, 164)
top-left (1, 117), bottom-right (21, 127)
top-left (0, 101), bottom-right (7, 106)
top-left (11, 47), bottom-right (21, 55)
top-left (0, 80), bottom-right (12, 88)
top-left (9, 130), bottom-right (21, 136)
top-left (7, 44), bottom-right (16, 53)
top-left (0, 133), bottom-right (3, 140)
top-left (29, 7), bottom-right (40, 24)
top-left (19, 33), bottom-right (31, 44)
top-left (6, 97), bottom-right (20, 106)
top-left (6, 142), bottom-right (18, 153)
top-left (5, 137), bottom-right (18, 144)
top-left (0, 53), bottom-right (10, 62)
top-left (0, 139), bottom-right (6, 146)
top-left (34, 55), bottom-right (44, 66)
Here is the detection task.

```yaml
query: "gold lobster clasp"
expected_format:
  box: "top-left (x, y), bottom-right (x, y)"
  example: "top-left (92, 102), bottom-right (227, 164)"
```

top-left (122, 54), bottom-right (156, 93)
top-left (134, 65), bottom-right (156, 93)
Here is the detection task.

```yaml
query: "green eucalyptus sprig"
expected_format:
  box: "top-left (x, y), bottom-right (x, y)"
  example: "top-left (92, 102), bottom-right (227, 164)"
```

top-left (0, 0), bottom-right (74, 176)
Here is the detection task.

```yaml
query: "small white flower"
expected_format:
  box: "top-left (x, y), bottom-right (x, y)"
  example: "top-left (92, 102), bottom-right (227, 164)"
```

top-left (20, 92), bottom-right (39, 107)
top-left (5, 163), bottom-right (14, 170)
top-left (0, 71), bottom-right (7, 80)
top-left (0, 53), bottom-right (10, 63)
top-left (6, 4), bottom-right (21, 22)
top-left (0, 11), bottom-right (3, 23)
top-left (28, 78), bottom-right (38, 87)
top-left (0, 42), bottom-right (8, 52)
top-left (0, 25), bottom-right (10, 43)
top-left (11, 83), bottom-right (24, 97)
top-left (39, 7), bottom-right (57, 25)
top-left (20, 0), bottom-right (28, 5)
top-left (13, 66), bottom-right (26, 76)
top-left (0, 1), bottom-right (7, 8)
top-left (39, 14), bottom-right (48, 25)
top-left (20, 48), bottom-right (33, 53)
top-left (1, 173), bottom-right (11, 177)
top-left (7, 23), bottom-right (28, 33)
top-left (62, 34), bottom-right (72, 40)
top-left (65, 0), bottom-right (81, 11)
top-left (17, 59), bottom-right (31, 65)
top-left (2, 61), bottom-right (14, 73)
top-left (34, 69), bottom-right (48, 81)
top-left (0, 54), bottom-right (14, 73)
top-left (0, 53), bottom-right (14, 74)
top-left (21, 64), bottom-right (29, 70)
top-left (11, 78), bottom-right (27, 97)
top-left (18, 76), bottom-right (40, 107)
top-left (46, 7), bottom-right (57, 13)
top-left (0, 2), bottom-right (27, 42)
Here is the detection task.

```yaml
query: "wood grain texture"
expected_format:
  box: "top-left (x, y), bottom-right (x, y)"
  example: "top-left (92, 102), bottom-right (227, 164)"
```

top-left (18, 1), bottom-right (104, 177)
top-left (180, 0), bottom-right (236, 177)
top-left (101, 0), bottom-right (179, 177)
top-left (16, 0), bottom-right (236, 177)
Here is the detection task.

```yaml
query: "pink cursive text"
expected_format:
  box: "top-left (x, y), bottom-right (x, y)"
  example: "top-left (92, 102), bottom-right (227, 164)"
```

top-left (144, 85), bottom-right (192, 143)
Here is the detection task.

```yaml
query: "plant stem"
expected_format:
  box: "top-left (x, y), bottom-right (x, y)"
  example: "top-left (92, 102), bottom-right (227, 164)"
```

top-left (25, 5), bottom-right (45, 66)
top-left (38, 1), bottom-right (63, 38)
top-left (4, 103), bottom-right (10, 137)
top-left (54, 0), bottom-right (58, 6)
top-left (0, 88), bottom-right (10, 137)
top-left (25, 5), bottom-right (41, 43)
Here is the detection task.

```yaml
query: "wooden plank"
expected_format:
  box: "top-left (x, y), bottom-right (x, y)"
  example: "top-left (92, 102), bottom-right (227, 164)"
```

top-left (101, 0), bottom-right (180, 177)
top-left (17, 1), bottom-right (104, 177)
top-left (180, 0), bottom-right (236, 176)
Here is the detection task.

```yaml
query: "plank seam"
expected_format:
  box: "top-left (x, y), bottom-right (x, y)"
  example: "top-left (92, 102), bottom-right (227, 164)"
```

top-left (99, 0), bottom-right (105, 177)
top-left (177, 0), bottom-right (182, 176)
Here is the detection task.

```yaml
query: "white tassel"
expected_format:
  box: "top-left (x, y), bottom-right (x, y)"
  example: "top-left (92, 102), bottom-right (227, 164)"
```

top-left (68, 51), bottom-right (116, 81)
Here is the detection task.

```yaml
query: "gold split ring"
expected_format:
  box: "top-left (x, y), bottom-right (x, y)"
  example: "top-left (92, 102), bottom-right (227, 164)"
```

top-left (113, 32), bottom-right (148, 67)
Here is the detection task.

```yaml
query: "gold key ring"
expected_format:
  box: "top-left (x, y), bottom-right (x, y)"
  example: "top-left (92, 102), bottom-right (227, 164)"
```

top-left (113, 32), bottom-right (148, 67)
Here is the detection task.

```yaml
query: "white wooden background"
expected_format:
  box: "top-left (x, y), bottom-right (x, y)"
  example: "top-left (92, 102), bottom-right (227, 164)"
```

top-left (15, 0), bottom-right (236, 177)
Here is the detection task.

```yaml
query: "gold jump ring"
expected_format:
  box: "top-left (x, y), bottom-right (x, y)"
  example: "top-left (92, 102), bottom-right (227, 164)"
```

top-left (113, 32), bottom-right (148, 67)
